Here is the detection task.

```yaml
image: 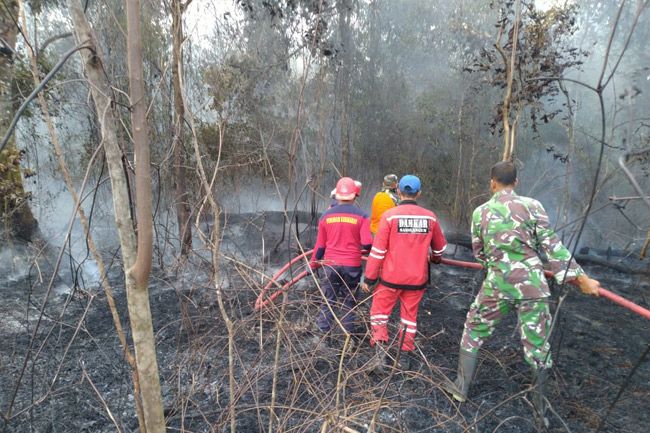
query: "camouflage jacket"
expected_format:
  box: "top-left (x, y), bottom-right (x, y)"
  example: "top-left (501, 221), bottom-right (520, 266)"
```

top-left (472, 189), bottom-right (584, 298)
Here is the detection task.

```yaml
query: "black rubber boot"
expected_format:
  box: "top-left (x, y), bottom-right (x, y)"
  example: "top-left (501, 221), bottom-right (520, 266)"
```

top-left (442, 349), bottom-right (478, 402)
top-left (531, 368), bottom-right (550, 429)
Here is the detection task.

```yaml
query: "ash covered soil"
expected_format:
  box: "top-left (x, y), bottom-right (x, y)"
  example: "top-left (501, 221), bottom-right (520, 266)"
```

top-left (1, 211), bottom-right (649, 433)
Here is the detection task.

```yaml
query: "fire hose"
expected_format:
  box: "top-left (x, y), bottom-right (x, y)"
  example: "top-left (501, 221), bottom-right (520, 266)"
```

top-left (255, 250), bottom-right (650, 321)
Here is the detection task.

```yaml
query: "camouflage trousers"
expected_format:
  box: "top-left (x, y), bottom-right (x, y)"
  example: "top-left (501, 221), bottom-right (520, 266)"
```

top-left (460, 287), bottom-right (553, 370)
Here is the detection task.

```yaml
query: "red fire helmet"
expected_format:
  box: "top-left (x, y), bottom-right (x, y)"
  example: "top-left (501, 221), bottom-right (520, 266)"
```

top-left (335, 177), bottom-right (357, 200)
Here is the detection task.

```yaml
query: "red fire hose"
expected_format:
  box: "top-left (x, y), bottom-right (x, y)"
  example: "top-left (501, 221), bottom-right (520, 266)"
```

top-left (255, 250), bottom-right (650, 320)
top-left (440, 258), bottom-right (650, 320)
top-left (255, 249), bottom-right (320, 310)
top-left (597, 289), bottom-right (650, 320)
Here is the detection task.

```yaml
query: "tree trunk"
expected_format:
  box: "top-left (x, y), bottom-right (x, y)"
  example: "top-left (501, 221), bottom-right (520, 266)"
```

top-left (498, 0), bottom-right (520, 162)
top-left (67, 1), bottom-right (165, 432)
top-left (171, 0), bottom-right (192, 257)
top-left (452, 88), bottom-right (465, 225)
top-left (558, 81), bottom-right (576, 233)
top-left (24, 32), bottom-right (149, 433)
top-left (0, 0), bottom-right (38, 241)
top-left (124, 0), bottom-right (166, 431)
top-left (337, 0), bottom-right (353, 176)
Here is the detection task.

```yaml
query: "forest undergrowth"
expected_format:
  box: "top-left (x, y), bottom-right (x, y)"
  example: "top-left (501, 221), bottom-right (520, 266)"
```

top-left (1, 212), bottom-right (648, 433)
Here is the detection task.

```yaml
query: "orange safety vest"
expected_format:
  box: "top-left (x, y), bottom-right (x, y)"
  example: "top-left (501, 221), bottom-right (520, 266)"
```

top-left (370, 190), bottom-right (398, 234)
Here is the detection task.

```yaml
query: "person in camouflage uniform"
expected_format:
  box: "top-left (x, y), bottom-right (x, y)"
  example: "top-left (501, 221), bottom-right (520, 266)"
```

top-left (443, 162), bottom-right (600, 425)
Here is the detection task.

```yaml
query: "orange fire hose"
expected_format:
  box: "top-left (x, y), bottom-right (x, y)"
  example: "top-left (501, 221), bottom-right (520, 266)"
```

top-left (255, 250), bottom-right (650, 320)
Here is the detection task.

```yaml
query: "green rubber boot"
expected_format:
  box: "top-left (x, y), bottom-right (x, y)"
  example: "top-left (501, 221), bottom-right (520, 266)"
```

top-left (442, 349), bottom-right (478, 402)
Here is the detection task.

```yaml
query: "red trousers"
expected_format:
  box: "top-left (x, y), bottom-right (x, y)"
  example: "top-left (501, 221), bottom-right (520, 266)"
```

top-left (369, 285), bottom-right (425, 352)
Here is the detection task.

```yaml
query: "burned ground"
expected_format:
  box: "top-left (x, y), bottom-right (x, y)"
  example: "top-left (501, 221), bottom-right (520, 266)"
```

top-left (0, 212), bottom-right (649, 433)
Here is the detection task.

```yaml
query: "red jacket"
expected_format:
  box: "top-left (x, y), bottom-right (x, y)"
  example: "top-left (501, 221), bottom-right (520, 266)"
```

top-left (364, 200), bottom-right (447, 289)
top-left (311, 203), bottom-right (373, 267)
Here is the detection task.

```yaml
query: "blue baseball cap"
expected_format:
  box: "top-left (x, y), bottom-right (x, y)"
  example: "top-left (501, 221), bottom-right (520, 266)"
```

top-left (398, 175), bottom-right (421, 194)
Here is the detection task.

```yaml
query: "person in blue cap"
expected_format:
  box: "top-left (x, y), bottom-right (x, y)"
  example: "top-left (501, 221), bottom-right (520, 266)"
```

top-left (361, 175), bottom-right (447, 372)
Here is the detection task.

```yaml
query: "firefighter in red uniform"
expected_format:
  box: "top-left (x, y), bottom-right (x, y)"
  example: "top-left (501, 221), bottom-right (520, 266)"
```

top-left (361, 175), bottom-right (447, 371)
top-left (311, 177), bottom-right (373, 338)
